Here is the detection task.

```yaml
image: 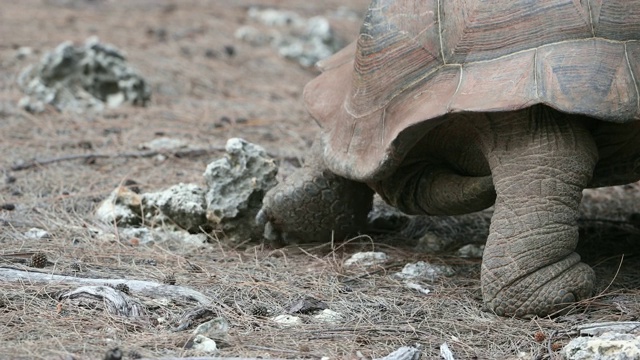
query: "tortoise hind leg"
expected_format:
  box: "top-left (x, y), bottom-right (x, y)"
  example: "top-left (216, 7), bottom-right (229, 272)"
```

top-left (257, 140), bottom-right (374, 245)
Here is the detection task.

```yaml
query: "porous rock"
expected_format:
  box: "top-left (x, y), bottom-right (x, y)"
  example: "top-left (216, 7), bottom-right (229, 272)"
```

top-left (271, 314), bottom-right (302, 327)
top-left (204, 138), bottom-right (277, 242)
top-left (24, 227), bottom-right (51, 239)
top-left (191, 335), bottom-right (218, 355)
top-left (457, 244), bottom-right (485, 258)
top-left (393, 261), bottom-right (455, 282)
top-left (119, 227), bottom-right (159, 245)
top-left (193, 317), bottom-right (230, 341)
top-left (139, 137), bottom-right (188, 151)
top-left (95, 186), bottom-right (142, 226)
top-left (142, 183), bottom-right (208, 233)
top-left (562, 332), bottom-right (640, 360)
top-left (17, 36), bottom-right (150, 113)
top-left (344, 251), bottom-right (389, 267)
top-left (235, 8), bottom-right (343, 67)
top-left (313, 309), bottom-right (343, 324)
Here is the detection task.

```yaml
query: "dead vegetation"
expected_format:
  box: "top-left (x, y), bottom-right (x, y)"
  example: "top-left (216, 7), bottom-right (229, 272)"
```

top-left (1, 1), bottom-right (639, 359)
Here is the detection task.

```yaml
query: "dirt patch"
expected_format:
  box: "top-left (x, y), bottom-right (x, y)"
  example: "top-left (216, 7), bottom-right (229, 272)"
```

top-left (1, 1), bottom-right (639, 359)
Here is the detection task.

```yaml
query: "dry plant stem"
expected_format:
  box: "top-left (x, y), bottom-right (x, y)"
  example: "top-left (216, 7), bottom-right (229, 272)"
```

top-left (9, 146), bottom-right (297, 171)
top-left (9, 147), bottom-right (226, 171)
top-left (0, 267), bottom-right (212, 306)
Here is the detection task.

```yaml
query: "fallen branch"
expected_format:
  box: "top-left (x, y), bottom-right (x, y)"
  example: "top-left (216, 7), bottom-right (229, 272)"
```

top-left (0, 267), bottom-right (213, 306)
top-left (10, 146), bottom-right (300, 171)
top-left (61, 285), bottom-right (146, 317)
top-left (10, 147), bottom-right (226, 171)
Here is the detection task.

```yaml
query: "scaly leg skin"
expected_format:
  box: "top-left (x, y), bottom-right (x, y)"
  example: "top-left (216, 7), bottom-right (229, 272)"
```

top-left (376, 105), bottom-right (599, 317)
top-left (478, 106), bottom-right (598, 317)
top-left (257, 139), bottom-right (374, 245)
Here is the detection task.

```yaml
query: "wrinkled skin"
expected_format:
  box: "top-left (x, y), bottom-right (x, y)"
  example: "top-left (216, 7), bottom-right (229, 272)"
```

top-left (258, 105), bottom-right (640, 317)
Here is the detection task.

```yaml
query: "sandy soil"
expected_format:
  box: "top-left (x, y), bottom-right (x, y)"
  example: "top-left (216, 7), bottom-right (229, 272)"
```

top-left (1, 1), bottom-right (639, 359)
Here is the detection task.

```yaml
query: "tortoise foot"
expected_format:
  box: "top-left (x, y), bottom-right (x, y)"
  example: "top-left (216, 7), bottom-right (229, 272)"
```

top-left (483, 254), bottom-right (595, 317)
top-left (258, 166), bottom-right (373, 245)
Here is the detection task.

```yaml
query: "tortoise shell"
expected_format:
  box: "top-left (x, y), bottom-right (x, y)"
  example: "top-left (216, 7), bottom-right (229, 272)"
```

top-left (304, 0), bottom-right (640, 181)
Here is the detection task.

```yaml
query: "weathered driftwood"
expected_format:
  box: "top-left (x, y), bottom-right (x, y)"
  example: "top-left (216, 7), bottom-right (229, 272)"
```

top-left (0, 267), bottom-right (212, 306)
top-left (61, 285), bottom-right (146, 317)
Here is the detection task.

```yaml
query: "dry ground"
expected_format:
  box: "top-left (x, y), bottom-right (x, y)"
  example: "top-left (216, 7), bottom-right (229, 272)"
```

top-left (1, 1), bottom-right (639, 359)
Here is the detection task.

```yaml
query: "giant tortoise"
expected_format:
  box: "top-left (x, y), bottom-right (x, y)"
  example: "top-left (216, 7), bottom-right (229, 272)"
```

top-left (257, 0), bottom-right (640, 317)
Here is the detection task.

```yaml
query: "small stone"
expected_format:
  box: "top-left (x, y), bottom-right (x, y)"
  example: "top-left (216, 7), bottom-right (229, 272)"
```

top-left (271, 314), bottom-right (302, 327)
top-left (344, 251), bottom-right (389, 267)
top-left (193, 317), bottom-right (230, 340)
top-left (313, 309), bottom-right (343, 323)
top-left (25, 228), bottom-right (50, 239)
top-left (95, 186), bottom-right (142, 226)
top-left (141, 183), bottom-right (208, 232)
top-left (562, 332), bottom-right (640, 360)
top-left (457, 244), bottom-right (485, 258)
top-left (139, 137), bottom-right (188, 151)
top-left (192, 335), bottom-right (218, 354)
top-left (393, 261), bottom-right (455, 282)
top-left (119, 228), bottom-right (158, 245)
top-left (415, 232), bottom-right (449, 253)
top-left (15, 46), bottom-right (33, 60)
top-left (404, 282), bottom-right (431, 295)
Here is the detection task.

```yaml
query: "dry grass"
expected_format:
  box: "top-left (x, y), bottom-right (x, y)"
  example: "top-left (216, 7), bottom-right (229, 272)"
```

top-left (1, 1), bottom-right (639, 359)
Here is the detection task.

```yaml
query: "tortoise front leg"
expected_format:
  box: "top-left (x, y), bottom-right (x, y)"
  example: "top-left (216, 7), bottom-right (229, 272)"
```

top-left (257, 138), bottom-right (374, 245)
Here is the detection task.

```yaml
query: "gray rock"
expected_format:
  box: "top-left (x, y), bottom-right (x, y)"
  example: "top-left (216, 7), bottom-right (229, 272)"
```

top-left (204, 138), bottom-right (277, 242)
top-left (139, 137), bottom-right (188, 151)
top-left (271, 314), bottom-right (302, 327)
top-left (394, 261), bottom-right (456, 282)
top-left (414, 232), bottom-right (450, 253)
top-left (191, 335), bottom-right (218, 354)
top-left (344, 251), bottom-right (389, 267)
top-left (95, 186), bottom-right (142, 226)
top-left (119, 227), bottom-right (159, 245)
top-left (457, 244), bottom-right (485, 258)
top-left (562, 332), bottom-right (640, 360)
top-left (24, 228), bottom-right (51, 239)
top-left (235, 8), bottom-right (343, 67)
top-left (193, 317), bottom-right (230, 341)
top-left (142, 183), bottom-right (208, 233)
top-left (313, 309), bottom-right (344, 324)
top-left (17, 36), bottom-right (150, 113)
